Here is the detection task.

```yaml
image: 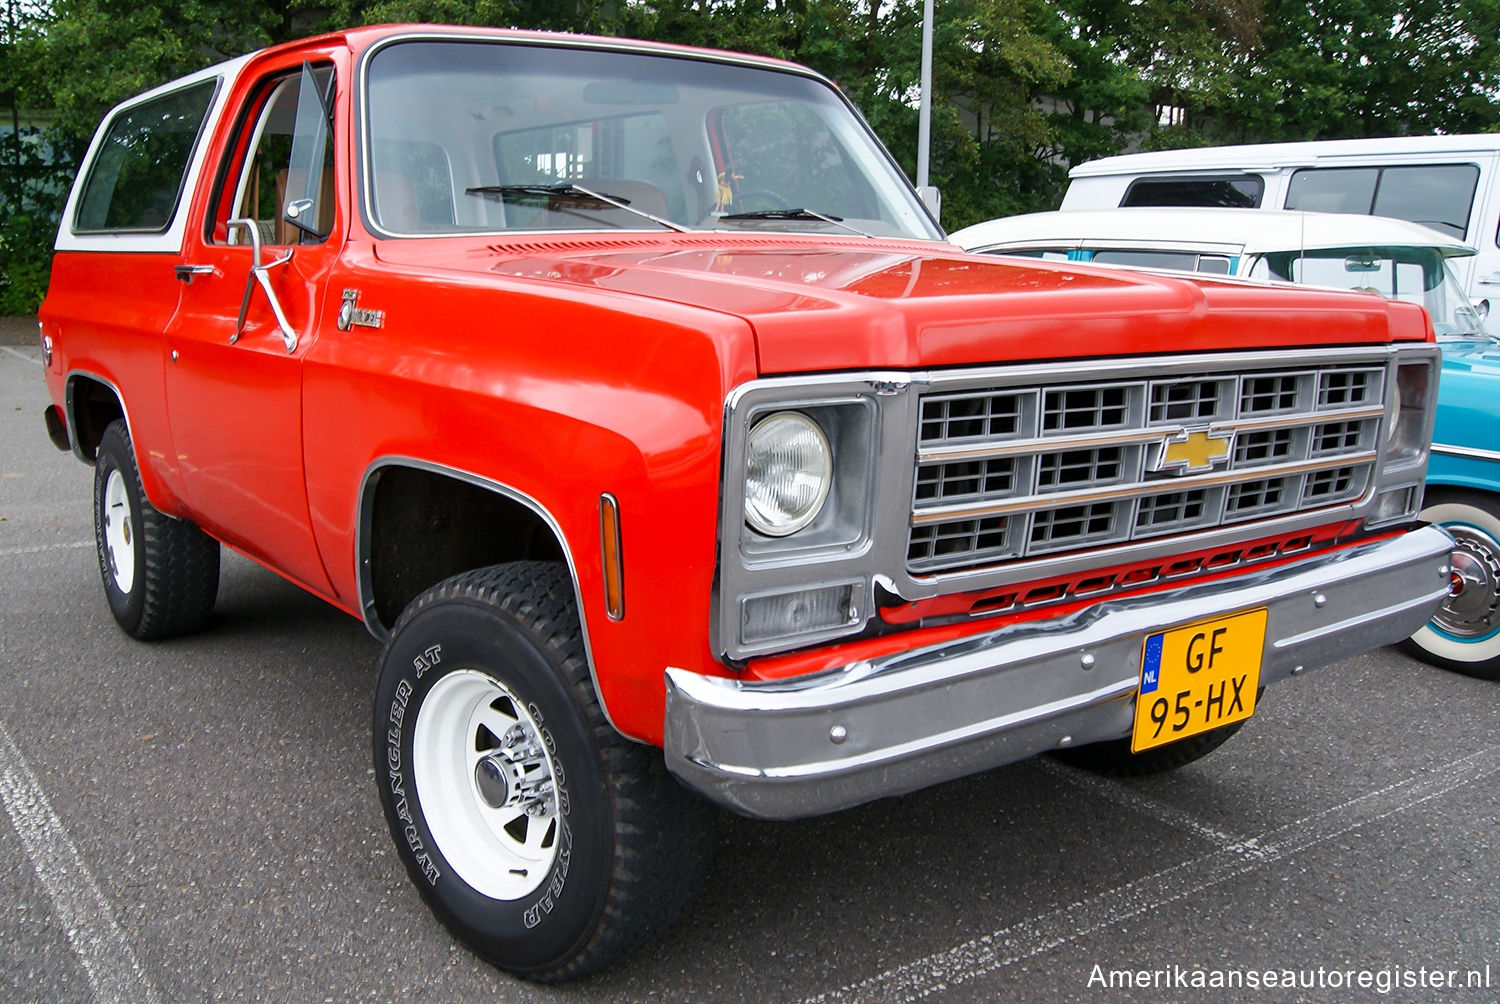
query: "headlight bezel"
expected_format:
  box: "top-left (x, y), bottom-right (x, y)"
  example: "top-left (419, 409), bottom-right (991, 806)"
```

top-left (735, 397), bottom-right (881, 560)
top-left (716, 379), bottom-right (901, 659)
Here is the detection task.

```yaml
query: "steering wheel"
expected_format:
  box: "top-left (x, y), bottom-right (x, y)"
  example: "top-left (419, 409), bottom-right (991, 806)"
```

top-left (733, 188), bottom-right (793, 212)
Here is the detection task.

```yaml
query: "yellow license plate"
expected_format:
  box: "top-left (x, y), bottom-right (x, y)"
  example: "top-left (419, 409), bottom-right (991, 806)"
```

top-left (1131, 609), bottom-right (1266, 753)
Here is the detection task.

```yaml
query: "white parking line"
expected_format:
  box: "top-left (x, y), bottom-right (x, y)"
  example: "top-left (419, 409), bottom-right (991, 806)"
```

top-left (0, 344), bottom-right (40, 364)
top-left (808, 747), bottom-right (1500, 1003)
top-left (0, 720), bottom-right (161, 1004)
top-left (0, 541), bottom-right (94, 558)
top-left (1032, 755), bottom-right (1277, 859)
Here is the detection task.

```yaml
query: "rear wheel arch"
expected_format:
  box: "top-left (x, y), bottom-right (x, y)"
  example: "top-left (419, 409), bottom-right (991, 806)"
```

top-left (64, 371), bottom-right (127, 462)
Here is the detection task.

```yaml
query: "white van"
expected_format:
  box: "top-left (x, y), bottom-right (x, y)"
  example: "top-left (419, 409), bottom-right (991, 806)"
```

top-left (1061, 135), bottom-right (1500, 314)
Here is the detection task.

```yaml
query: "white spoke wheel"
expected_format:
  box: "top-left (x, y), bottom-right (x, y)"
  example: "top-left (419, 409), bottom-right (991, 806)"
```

top-left (412, 670), bottom-right (561, 900)
top-left (91, 421), bottom-right (219, 639)
top-left (1403, 491), bottom-right (1500, 680)
top-left (373, 562), bottom-right (713, 982)
top-left (102, 468), bottom-right (136, 594)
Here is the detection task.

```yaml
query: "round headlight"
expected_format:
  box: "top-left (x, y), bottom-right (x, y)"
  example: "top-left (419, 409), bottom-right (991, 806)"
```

top-left (744, 411), bottom-right (832, 537)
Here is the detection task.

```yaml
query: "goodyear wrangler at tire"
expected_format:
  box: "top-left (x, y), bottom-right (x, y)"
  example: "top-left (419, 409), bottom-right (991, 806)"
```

top-left (372, 562), bottom-right (712, 982)
top-left (92, 420), bottom-right (219, 640)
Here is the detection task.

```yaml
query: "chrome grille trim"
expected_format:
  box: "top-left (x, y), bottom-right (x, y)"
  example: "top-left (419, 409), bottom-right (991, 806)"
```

top-left (916, 404), bottom-right (1385, 463)
top-left (909, 362), bottom-right (1391, 574)
top-left (910, 452), bottom-right (1380, 524)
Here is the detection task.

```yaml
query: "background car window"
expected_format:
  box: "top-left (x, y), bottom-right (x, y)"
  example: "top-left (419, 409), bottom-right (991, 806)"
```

top-left (1120, 175), bottom-right (1263, 208)
top-left (74, 80), bottom-right (217, 233)
top-left (1285, 164), bottom-right (1478, 239)
top-left (980, 248), bottom-right (1073, 261)
top-left (1091, 249), bottom-right (1209, 271)
top-left (1371, 165), bottom-right (1477, 239)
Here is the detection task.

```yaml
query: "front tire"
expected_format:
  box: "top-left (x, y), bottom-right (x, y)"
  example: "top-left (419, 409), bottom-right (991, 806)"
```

top-left (1051, 716), bottom-right (1250, 777)
top-left (92, 420), bottom-right (219, 639)
top-left (1403, 490), bottom-right (1500, 680)
top-left (373, 562), bottom-right (712, 982)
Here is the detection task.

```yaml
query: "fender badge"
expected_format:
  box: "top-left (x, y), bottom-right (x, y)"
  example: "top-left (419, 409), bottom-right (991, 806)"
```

top-left (338, 289), bottom-right (385, 331)
top-left (1152, 428), bottom-right (1233, 475)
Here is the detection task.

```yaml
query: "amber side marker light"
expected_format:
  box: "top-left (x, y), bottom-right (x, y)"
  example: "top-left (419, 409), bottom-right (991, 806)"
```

top-left (600, 493), bottom-right (625, 620)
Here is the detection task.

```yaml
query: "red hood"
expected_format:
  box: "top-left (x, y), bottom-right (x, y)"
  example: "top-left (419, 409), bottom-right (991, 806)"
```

top-left (373, 235), bottom-right (1431, 374)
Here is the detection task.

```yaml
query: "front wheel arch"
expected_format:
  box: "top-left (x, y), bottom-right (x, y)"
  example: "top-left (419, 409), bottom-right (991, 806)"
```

top-left (358, 461), bottom-right (567, 633)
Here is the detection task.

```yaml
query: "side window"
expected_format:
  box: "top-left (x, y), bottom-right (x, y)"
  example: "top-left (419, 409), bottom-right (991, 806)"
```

top-left (1372, 165), bottom-right (1477, 240)
top-left (1091, 249), bottom-right (1208, 272)
top-left (74, 80), bottom-right (217, 232)
top-left (1285, 167), bottom-right (1376, 215)
top-left (212, 64), bottom-right (335, 245)
top-left (978, 248), bottom-right (1072, 261)
top-left (1120, 175), bottom-right (1263, 208)
top-left (1286, 164), bottom-right (1479, 239)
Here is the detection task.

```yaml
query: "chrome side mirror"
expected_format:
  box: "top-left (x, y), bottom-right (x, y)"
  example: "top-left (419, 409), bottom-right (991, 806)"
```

top-left (226, 218), bottom-right (298, 353)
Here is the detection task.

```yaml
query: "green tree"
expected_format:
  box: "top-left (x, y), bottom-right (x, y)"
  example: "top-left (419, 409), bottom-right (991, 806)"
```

top-left (7, 0), bottom-right (1500, 315)
top-left (1, 0), bottom-right (56, 313)
top-left (1235, 0), bottom-right (1500, 141)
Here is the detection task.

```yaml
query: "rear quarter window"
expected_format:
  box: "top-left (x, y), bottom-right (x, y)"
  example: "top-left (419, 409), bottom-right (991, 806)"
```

top-left (1120, 175), bottom-right (1264, 208)
top-left (74, 80), bottom-right (218, 233)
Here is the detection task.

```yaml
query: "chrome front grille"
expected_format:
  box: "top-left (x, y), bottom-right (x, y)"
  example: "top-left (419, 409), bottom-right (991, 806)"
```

top-left (908, 363), bottom-right (1386, 574)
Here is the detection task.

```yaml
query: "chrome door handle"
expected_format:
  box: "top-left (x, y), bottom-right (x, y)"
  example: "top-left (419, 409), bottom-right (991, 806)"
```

top-left (173, 264), bottom-right (215, 282)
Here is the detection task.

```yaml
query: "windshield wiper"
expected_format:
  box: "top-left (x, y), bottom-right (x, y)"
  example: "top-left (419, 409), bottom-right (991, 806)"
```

top-left (718, 207), bottom-right (871, 238)
top-left (464, 183), bottom-right (686, 233)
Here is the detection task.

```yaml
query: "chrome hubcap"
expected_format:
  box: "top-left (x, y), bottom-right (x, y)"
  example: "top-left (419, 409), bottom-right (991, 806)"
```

top-left (412, 670), bottom-right (560, 900)
top-left (473, 723), bottom-right (554, 817)
top-left (1435, 527), bottom-right (1500, 638)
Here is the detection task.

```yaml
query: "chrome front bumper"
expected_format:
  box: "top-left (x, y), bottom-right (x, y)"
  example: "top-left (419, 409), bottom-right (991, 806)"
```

top-left (665, 525), bottom-right (1454, 819)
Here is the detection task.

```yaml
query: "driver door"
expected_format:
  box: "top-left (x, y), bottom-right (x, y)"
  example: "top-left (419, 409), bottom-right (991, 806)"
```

top-left (165, 60), bottom-right (338, 591)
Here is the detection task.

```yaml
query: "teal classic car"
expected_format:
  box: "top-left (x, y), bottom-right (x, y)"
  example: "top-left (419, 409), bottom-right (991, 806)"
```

top-left (1418, 344), bottom-right (1500, 677)
top-left (953, 208), bottom-right (1499, 678)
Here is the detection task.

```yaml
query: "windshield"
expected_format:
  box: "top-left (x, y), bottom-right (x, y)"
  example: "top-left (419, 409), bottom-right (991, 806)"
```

top-left (362, 38), bottom-right (942, 240)
top-left (1247, 245), bottom-right (1490, 341)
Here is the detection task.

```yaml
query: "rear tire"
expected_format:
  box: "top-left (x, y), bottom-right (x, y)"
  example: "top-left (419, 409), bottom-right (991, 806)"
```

top-left (373, 561), bottom-right (713, 982)
top-left (92, 420), bottom-right (219, 639)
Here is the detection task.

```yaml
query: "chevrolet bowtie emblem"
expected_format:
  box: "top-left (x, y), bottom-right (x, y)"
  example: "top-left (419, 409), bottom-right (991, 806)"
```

top-left (1155, 428), bottom-right (1232, 474)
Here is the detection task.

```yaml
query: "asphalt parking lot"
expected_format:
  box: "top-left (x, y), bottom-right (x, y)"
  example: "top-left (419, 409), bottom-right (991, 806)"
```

top-left (3, 328), bottom-right (1499, 1002)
